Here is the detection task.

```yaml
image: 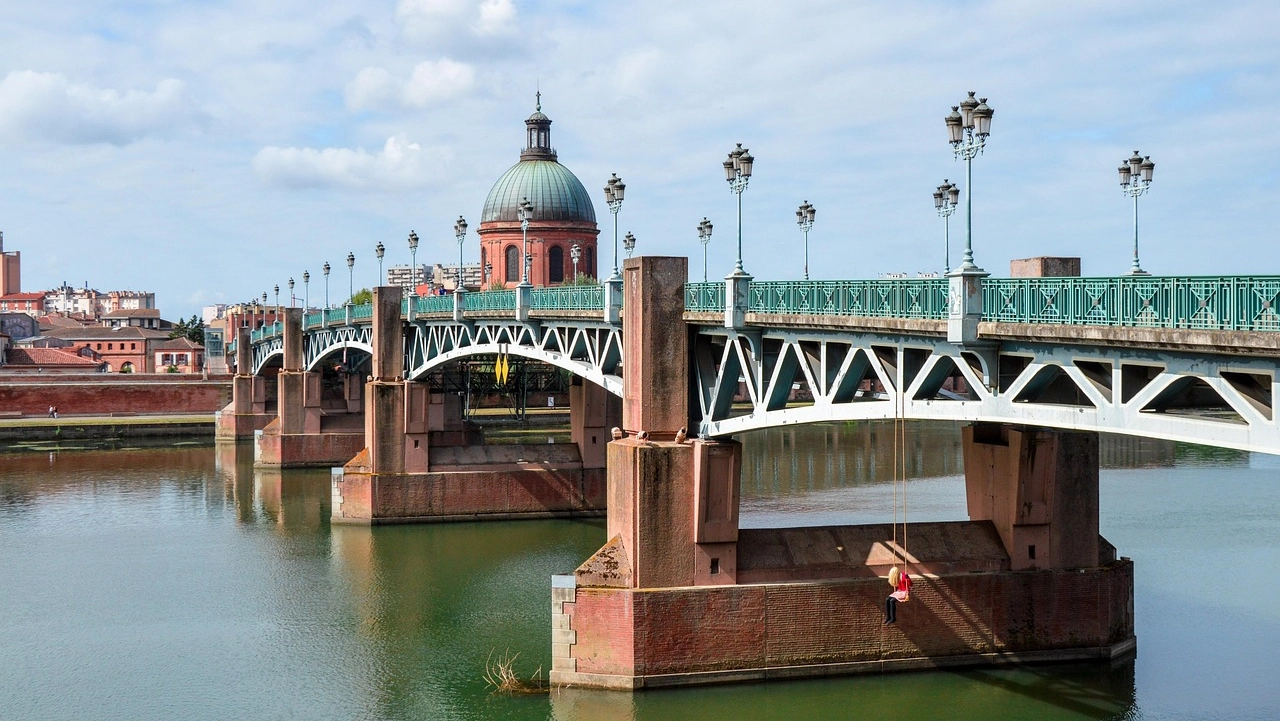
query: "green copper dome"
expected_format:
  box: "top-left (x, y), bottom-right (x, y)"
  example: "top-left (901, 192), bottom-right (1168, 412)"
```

top-left (482, 159), bottom-right (597, 224)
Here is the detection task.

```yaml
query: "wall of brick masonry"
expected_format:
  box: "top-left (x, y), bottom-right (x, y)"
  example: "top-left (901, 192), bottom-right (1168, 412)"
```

top-left (332, 466), bottom-right (607, 524)
top-left (0, 377), bottom-right (232, 416)
top-left (556, 559), bottom-right (1134, 687)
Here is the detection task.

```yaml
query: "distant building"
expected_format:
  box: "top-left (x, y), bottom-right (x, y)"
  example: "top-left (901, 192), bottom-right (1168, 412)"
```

top-left (1, 346), bottom-right (105, 374)
top-left (0, 292), bottom-right (45, 316)
top-left (101, 308), bottom-right (162, 330)
top-left (386, 264), bottom-right (428, 294)
top-left (0, 231), bottom-right (19, 297)
top-left (44, 284), bottom-right (157, 318)
top-left (430, 263), bottom-right (484, 291)
top-left (0, 312), bottom-right (38, 340)
top-left (42, 326), bottom-right (169, 373)
top-left (153, 337), bottom-right (204, 373)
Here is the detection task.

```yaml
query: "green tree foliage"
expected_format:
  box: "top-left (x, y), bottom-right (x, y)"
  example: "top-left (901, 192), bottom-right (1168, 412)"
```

top-left (349, 288), bottom-right (372, 305)
top-left (169, 314), bottom-right (205, 344)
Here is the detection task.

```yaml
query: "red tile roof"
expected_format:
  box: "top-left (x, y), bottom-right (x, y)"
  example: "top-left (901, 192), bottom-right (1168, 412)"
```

top-left (0, 292), bottom-right (45, 301)
top-left (5, 347), bottom-right (102, 366)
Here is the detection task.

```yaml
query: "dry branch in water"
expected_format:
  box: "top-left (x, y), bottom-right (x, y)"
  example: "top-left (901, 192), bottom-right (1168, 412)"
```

top-left (483, 649), bottom-right (549, 695)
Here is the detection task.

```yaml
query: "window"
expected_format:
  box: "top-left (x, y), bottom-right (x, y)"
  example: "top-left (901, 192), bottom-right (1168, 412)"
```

top-left (107, 343), bottom-right (113, 350)
top-left (130, 343), bottom-right (136, 350)
top-left (505, 245), bottom-right (520, 284)
top-left (177, 354), bottom-right (188, 366)
top-left (162, 354), bottom-right (173, 365)
top-left (586, 247), bottom-right (594, 276)
top-left (548, 246), bottom-right (564, 283)
top-left (96, 343), bottom-right (102, 350)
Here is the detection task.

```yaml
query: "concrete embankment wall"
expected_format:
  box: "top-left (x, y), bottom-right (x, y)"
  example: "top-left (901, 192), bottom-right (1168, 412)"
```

top-left (0, 376), bottom-right (232, 417)
top-left (0, 421), bottom-right (214, 443)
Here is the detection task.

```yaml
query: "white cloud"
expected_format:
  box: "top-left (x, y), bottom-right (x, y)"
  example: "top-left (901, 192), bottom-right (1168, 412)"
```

top-left (403, 59), bottom-right (476, 107)
top-left (395, 0), bottom-right (516, 39)
top-left (345, 59), bottom-right (476, 110)
top-left (0, 71), bottom-right (205, 145)
top-left (252, 135), bottom-right (447, 189)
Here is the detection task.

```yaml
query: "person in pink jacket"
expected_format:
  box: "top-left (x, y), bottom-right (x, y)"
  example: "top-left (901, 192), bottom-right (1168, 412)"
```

top-left (884, 566), bottom-right (912, 624)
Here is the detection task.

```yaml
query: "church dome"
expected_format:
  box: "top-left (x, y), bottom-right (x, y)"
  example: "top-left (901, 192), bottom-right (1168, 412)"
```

top-left (480, 93), bottom-right (597, 225)
top-left (482, 159), bottom-right (597, 224)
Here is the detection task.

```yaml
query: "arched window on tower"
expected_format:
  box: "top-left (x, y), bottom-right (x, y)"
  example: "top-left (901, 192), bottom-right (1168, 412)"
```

top-left (505, 245), bottom-right (520, 284)
top-left (586, 246), bottom-right (594, 277)
top-left (548, 246), bottom-right (564, 283)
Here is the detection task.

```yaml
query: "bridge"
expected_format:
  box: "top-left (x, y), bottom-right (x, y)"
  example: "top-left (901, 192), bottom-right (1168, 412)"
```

top-left (238, 270), bottom-right (1280, 454)
top-left (218, 258), bottom-right (1279, 690)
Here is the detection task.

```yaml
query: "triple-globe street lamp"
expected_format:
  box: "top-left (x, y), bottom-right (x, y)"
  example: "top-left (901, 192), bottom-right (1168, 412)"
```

top-left (603, 174), bottom-right (626, 280)
top-left (375, 242), bottom-right (385, 286)
top-left (288, 278), bottom-right (294, 308)
top-left (570, 243), bottom-right (581, 281)
top-left (1118, 151), bottom-right (1155, 275)
top-left (932, 180), bottom-right (960, 274)
top-left (697, 218), bottom-right (713, 282)
top-left (796, 201), bottom-right (816, 280)
top-left (302, 271), bottom-right (310, 311)
top-left (517, 198), bottom-right (534, 285)
top-left (454, 216), bottom-right (469, 291)
top-left (322, 262), bottom-right (330, 309)
top-left (623, 231), bottom-right (636, 258)
top-left (407, 231), bottom-right (420, 294)
top-left (346, 252), bottom-right (355, 304)
top-left (723, 144), bottom-right (754, 276)
top-left (944, 92), bottom-right (994, 273)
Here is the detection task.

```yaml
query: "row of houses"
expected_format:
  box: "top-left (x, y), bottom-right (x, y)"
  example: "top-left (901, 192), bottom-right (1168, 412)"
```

top-left (0, 312), bottom-right (204, 374)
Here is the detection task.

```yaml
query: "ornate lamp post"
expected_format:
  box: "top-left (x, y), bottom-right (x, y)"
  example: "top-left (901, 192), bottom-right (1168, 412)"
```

top-left (454, 216), bottom-right (468, 291)
top-left (1119, 151), bottom-right (1155, 275)
top-left (933, 180), bottom-right (960, 274)
top-left (375, 242), bottom-right (385, 286)
top-left (517, 198), bottom-right (534, 286)
top-left (322, 262), bottom-right (330, 309)
top-left (945, 92), bottom-right (993, 273)
top-left (570, 243), bottom-right (581, 281)
top-left (274, 284), bottom-right (279, 310)
top-left (603, 174), bottom-right (625, 280)
top-left (287, 278), bottom-right (295, 308)
top-left (346, 252), bottom-right (355, 304)
top-left (697, 218), bottom-right (713, 282)
top-left (623, 231), bottom-right (636, 258)
top-left (302, 271), bottom-right (310, 310)
top-left (407, 230), bottom-right (422, 294)
top-left (723, 144), bottom-right (754, 276)
top-left (484, 262), bottom-right (492, 288)
top-left (796, 201), bottom-right (816, 280)
top-left (261, 291), bottom-right (267, 327)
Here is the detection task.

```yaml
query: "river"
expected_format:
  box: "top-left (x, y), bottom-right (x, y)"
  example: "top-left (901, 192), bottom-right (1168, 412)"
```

top-left (1, 423), bottom-right (1277, 720)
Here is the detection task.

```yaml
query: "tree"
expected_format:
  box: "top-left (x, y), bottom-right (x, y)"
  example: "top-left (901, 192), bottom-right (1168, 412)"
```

top-left (349, 288), bottom-right (372, 305)
top-left (169, 314), bottom-right (205, 344)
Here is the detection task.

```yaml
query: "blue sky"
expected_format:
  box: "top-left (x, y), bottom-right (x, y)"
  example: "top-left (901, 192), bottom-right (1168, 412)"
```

top-left (1, 1), bottom-right (1277, 318)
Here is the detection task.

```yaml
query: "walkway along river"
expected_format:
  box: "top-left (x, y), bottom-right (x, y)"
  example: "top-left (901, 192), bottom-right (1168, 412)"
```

top-left (1, 421), bottom-right (1277, 720)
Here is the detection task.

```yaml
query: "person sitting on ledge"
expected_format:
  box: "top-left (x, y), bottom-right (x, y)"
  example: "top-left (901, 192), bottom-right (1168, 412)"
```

top-left (884, 565), bottom-right (912, 625)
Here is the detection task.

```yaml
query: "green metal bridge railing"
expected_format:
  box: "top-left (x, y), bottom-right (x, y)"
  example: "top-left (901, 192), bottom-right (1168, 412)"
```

top-left (686, 276), bottom-right (1280, 332)
top-left (529, 284), bottom-right (605, 310)
top-left (464, 289), bottom-right (516, 312)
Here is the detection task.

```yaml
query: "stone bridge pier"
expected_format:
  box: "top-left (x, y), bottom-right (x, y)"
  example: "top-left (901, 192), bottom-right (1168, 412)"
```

top-left (215, 328), bottom-right (275, 441)
top-left (331, 286), bottom-right (612, 524)
top-left (550, 257), bottom-right (1134, 690)
top-left (256, 308), bottom-right (366, 468)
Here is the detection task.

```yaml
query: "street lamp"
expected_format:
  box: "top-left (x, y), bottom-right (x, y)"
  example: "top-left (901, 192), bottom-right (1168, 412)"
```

top-left (697, 218), bottom-right (713, 282)
top-left (274, 284), bottom-right (279, 310)
top-left (603, 174), bottom-right (625, 280)
top-left (454, 216), bottom-right (468, 291)
top-left (407, 230), bottom-right (420, 294)
top-left (302, 271), bottom-right (310, 310)
top-left (322, 262), bottom-right (330, 309)
top-left (933, 180), bottom-right (960, 274)
top-left (796, 201), bottom-right (816, 280)
top-left (623, 231), bottom-right (636, 258)
top-left (517, 198), bottom-right (534, 285)
top-left (375, 242), bottom-right (385, 286)
top-left (1119, 151), bottom-right (1155, 275)
top-left (945, 92), bottom-right (993, 273)
top-left (346, 252), bottom-right (355, 304)
top-left (570, 243), bottom-right (581, 281)
top-left (288, 278), bottom-right (295, 308)
top-left (261, 292), bottom-right (267, 326)
top-left (484, 262), bottom-right (492, 288)
top-left (723, 143), bottom-right (754, 275)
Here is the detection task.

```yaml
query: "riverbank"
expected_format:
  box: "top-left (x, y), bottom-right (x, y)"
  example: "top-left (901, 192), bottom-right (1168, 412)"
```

top-left (0, 414), bottom-right (216, 449)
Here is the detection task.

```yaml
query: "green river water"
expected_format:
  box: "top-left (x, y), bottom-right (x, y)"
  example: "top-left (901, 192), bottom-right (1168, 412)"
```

top-left (1, 422), bottom-right (1277, 720)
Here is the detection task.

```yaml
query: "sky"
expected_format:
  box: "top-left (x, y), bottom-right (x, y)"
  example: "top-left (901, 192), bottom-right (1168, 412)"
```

top-left (0, 1), bottom-right (1277, 320)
